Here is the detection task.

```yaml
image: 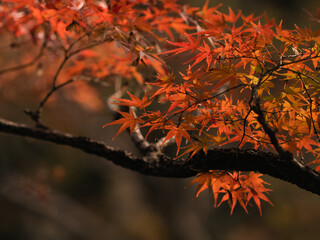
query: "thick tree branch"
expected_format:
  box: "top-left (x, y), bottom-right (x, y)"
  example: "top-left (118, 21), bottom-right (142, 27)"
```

top-left (188, 148), bottom-right (320, 196)
top-left (0, 117), bottom-right (194, 178)
top-left (0, 117), bottom-right (320, 195)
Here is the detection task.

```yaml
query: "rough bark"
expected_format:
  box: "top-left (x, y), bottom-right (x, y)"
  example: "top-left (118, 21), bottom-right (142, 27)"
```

top-left (0, 117), bottom-right (320, 195)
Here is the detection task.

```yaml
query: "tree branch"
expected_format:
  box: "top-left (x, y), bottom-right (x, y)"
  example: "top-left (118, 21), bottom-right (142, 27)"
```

top-left (252, 97), bottom-right (293, 160)
top-left (0, 117), bottom-right (320, 195)
top-left (0, 117), bottom-right (194, 178)
top-left (0, 42), bottom-right (46, 75)
top-left (188, 148), bottom-right (320, 196)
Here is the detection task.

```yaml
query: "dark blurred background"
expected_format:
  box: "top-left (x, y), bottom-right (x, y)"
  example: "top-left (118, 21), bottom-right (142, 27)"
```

top-left (1, 1), bottom-right (320, 240)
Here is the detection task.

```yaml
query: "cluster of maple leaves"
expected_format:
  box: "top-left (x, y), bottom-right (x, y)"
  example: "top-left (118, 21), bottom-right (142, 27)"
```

top-left (1, 0), bottom-right (320, 214)
top-left (187, 171), bottom-right (273, 215)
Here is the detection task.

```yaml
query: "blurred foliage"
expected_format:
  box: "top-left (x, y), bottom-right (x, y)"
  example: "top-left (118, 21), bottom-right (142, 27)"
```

top-left (185, 0), bottom-right (319, 28)
top-left (1, 0), bottom-right (320, 239)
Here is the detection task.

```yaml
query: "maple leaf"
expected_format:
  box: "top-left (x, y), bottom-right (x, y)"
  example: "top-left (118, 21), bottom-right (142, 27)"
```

top-left (148, 71), bottom-right (175, 98)
top-left (112, 91), bottom-right (152, 110)
top-left (179, 136), bottom-right (209, 160)
top-left (186, 171), bottom-right (227, 207)
top-left (221, 7), bottom-right (242, 24)
top-left (309, 158), bottom-right (320, 172)
top-left (103, 108), bottom-right (142, 139)
top-left (244, 172), bottom-right (273, 215)
top-left (188, 171), bottom-right (273, 215)
top-left (218, 188), bottom-right (248, 215)
top-left (162, 124), bottom-right (193, 154)
top-left (186, 172), bottom-right (213, 199)
top-left (196, 0), bottom-right (222, 19)
top-left (188, 41), bottom-right (213, 68)
top-left (161, 34), bottom-right (201, 56)
top-left (217, 172), bottom-right (249, 214)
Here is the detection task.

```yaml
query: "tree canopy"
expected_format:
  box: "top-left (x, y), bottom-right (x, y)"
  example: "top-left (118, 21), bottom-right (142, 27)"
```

top-left (0, 0), bottom-right (320, 215)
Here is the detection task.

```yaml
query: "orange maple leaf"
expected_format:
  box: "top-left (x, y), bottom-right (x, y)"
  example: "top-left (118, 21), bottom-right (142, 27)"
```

top-left (112, 91), bottom-right (152, 110)
top-left (187, 171), bottom-right (273, 215)
top-left (309, 158), bottom-right (320, 172)
top-left (245, 172), bottom-right (273, 216)
top-left (186, 170), bottom-right (227, 207)
top-left (161, 34), bottom-right (201, 56)
top-left (103, 108), bottom-right (142, 139)
top-left (162, 124), bottom-right (193, 154)
top-left (186, 172), bottom-right (214, 198)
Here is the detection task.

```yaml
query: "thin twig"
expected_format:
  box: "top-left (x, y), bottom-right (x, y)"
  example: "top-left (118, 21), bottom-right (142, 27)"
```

top-left (252, 97), bottom-right (293, 160)
top-left (281, 67), bottom-right (320, 85)
top-left (297, 73), bottom-right (320, 143)
top-left (0, 42), bottom-right (46, 75)
top-left (28, 36), bottom-right (113, 124)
